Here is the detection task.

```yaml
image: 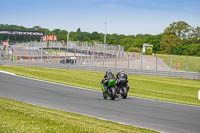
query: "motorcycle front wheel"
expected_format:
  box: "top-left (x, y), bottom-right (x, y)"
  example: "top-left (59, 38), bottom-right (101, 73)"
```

top-left (110, 87), bottom-right (116, 100)
top-left (103, 92), bottom-right (107, 99)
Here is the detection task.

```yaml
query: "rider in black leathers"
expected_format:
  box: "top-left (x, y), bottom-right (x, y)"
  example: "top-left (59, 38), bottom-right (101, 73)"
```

top-left (101, 70), bottom-right (115, 93)
top-left (116, 70), bottom-right (129, 93)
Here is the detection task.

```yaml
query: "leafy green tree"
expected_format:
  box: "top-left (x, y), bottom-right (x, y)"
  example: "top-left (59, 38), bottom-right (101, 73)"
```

top-left (119, 38), bottom-right (134, 50)
top-left (191, 27), bottom-right (200, 44)
top-left (160, 33), bottom-right (182, 54)
top-left (132, 38), bottom-right (144, 48)
top-left (32, 26), bottom-right (42, 31)
top-left (69, 31), bottom-right (78, 41)
top-left (76, 28), bottom-right (81, 33)
top-left (160, 21), bottom-right (192, 54)
top-left (77, 32), bottom-right (90, 41)
top-left (1, 22), bottom-right (199, 56)
top-left (164, 21), bottom-right (192, 42)
top-left (90, 32), bottom-right (101, 41)
top-left (83, 37), bottom-right (91, 42)
top-left (107, 34), bottom-right (121, 45)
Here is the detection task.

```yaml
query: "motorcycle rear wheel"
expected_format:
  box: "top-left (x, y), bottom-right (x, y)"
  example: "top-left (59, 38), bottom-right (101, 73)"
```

top-left (121, 87), bottom-right (128, 99)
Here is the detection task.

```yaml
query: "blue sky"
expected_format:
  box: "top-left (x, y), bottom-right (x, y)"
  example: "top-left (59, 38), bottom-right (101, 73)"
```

top-left (0, 0), bottom-right (200, 35)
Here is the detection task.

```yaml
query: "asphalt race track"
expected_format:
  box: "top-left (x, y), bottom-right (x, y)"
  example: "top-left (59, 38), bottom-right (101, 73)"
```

top-left (0, 72), bottom-right (200, 133)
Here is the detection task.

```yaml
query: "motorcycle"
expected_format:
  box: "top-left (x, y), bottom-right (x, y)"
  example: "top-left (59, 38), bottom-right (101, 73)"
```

top-left (116, 79), bottom-right (129, 99)
top-left (101, 79), bottom-right (117, 100)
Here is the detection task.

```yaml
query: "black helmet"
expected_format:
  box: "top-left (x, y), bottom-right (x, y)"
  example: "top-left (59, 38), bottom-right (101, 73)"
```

top-left (106, 70), bottom-right (112, 74)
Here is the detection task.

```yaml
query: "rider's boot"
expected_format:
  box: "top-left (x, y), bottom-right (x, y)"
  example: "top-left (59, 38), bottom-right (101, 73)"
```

top-left (104, 85), bottom-right (108, 93)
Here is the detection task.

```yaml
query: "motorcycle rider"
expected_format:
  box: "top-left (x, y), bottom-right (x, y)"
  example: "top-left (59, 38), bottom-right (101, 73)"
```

top-left (101, 70), bottom-right (115, 93)
top-left (116, 70), bottom-right (129, 93)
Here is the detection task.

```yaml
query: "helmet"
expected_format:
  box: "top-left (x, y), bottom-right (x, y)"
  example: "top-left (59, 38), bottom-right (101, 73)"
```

top-left (106, 70), bottom-right (112, 74)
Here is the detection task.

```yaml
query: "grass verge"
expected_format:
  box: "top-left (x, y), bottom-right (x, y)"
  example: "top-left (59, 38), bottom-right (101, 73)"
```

top-left (157, 54), bottom-right (200, 72)
top-left (0, 98), bottom-right (156, 133)
top-left (0, 65), bottom-right (200, 106)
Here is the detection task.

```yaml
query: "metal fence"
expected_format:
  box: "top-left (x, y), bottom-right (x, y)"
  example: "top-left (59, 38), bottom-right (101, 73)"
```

top-left (0, 41), bottom-right (200, 80)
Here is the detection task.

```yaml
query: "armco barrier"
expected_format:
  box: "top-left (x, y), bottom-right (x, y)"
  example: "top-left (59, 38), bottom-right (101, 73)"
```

top-left (0, 60), bottom-right (200, 80)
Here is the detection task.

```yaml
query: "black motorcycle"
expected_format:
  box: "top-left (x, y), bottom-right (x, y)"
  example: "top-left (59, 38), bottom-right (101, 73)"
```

top-left (116, 79), bottom-right (129, 99)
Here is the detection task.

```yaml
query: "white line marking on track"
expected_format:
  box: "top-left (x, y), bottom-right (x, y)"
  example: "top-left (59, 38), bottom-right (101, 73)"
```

top-left (15, 74), bottom-right (200, 108)
top-left (24, 101), bottom-right (163, 133)
top-left (0, 70), bottom-right (16, 76)
top-left (129, 95), bottom-right (200, 108)
top-left (14, 74), bottom-right (101, 92)
top-left (1, 69), bottom-right (200, 108)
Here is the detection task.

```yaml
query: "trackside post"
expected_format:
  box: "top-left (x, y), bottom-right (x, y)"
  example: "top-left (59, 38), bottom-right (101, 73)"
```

top-left (198, 90), bottom-right (200, 100)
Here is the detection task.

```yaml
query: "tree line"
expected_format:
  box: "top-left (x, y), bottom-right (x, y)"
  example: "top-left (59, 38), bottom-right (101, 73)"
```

top-left (0, 21), bottom-right (200, 56)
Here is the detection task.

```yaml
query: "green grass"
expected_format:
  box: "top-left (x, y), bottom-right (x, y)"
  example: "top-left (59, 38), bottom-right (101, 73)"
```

top-left (158, 54), bottom-right (200, 72)
top-left (0, 98), bottom-right (156, 133)
top-left (0, 66), bottom-right (200, 106)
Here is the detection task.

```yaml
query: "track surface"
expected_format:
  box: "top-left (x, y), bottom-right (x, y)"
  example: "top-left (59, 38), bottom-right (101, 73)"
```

top-left (0, 72), bottom-right (200, 133)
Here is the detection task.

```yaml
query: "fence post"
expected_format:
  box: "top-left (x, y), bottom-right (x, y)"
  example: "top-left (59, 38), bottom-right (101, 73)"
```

top-left (12, 48), bottom-right (14, 61)
top-left (55, 49), bottom-right (58, 64)
top-left (29, 43), bottom-right (31, 61)
top-left (170, 55), bottom-right (173, 70)
top-left (198, 72), bottom-right (200, 80)
top-left (66, 33), bottom-right (69, 66)
top-left (128, 53), bottom-right (129, 69)
top-left (37, 50), bottom-right (39, 63)
top-left (87, 43), bottom-right (89, 63)
top-left (103, 52), bottom-right (104, 67)
top-left (140, 54), bottom-right (143, 71)
top-left (115, 54), bottom-right (117, 72)
top-left (64, 42), bottom-right (66, 65)
top-left (41, 47), bottom-right (43, 62)
top-left (51, 47), bottom-right (53, 63)
top-left (80, 48), bottom-right (82, 64)
top-left (75, 43), bottom-right (77, 57)
top-left (92, 51), bottom-right (94, 66)
top-left (67, 41), bottom-right (69, 60)
top-left (186, 56), bottom-right (188, 72)
top-left (156, 55), bottom-right (158, 71)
